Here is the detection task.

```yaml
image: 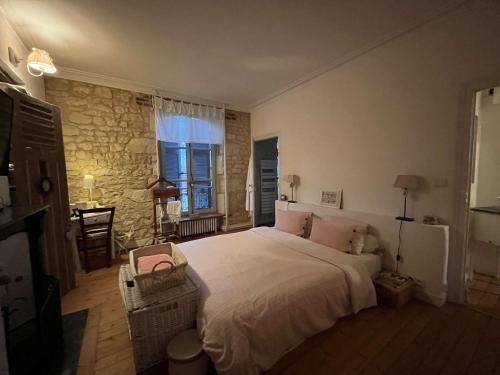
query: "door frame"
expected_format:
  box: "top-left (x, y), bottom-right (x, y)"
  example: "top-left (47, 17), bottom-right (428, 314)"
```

top-left (453, 73), bottom-right (500, 303)
top-left (251, 133), bottom-right (280, 227)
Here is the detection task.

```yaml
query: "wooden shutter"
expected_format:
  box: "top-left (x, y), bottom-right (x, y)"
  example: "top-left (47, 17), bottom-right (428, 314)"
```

top-left (6, 86), bottom-right (75, 294)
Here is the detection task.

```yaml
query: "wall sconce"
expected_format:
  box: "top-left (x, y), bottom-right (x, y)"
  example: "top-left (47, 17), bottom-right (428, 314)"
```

top-left (26, 48), bottom-right (57, 77)
top-left (394, 174), bottom-right (418, 222)
top-left (284, 174), bottom-right (300, 203)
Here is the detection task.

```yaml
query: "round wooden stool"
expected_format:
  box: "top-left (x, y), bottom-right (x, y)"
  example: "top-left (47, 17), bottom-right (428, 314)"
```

top-left (167, 329), bottom-right (209, 375)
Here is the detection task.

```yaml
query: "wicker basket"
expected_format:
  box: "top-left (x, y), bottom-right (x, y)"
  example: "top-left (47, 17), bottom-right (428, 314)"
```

top-left (119, 265), bottom-right (200, 372)
top-left (129, 242), bottom-right (187, 295)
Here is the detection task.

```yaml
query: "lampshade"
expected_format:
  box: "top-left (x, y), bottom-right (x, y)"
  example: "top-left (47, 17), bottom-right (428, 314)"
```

top-left (27, 48), bottom-right (57, 76)
top-left (284, 174), bottom-right (299, 185)
top-left (394, 175), bottom-right (418, 190)
top-left (83, 174), bottom-right (95, 189)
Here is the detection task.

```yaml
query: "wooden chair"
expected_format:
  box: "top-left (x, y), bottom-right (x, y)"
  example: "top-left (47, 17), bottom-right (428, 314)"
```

top-left (77, 207), bottom-right (115, 273)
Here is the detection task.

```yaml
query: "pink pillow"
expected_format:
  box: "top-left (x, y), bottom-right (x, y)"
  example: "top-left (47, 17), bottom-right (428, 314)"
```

top-left (138, 254), bottom-right (175, 274)
top-left (275, 209), bottom-right (311, 236)
top-left (309, 217), bottom-right (357, 252)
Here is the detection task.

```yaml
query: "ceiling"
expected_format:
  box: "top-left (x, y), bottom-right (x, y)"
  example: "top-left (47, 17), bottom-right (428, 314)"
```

top-left (1, 0), bottom-right (463, 108)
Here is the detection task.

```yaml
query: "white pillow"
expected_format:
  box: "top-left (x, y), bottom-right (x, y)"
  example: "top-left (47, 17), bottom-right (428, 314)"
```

top-left (362, 234), bottom-right (380, 253)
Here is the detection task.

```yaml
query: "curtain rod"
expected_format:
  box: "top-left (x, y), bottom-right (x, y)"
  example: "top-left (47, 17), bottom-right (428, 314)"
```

top-left (152, 94), bottom-right (225, 111)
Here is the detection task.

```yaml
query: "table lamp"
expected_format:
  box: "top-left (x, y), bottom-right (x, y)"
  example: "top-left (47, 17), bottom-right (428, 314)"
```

top-left (83, 174), bottom-right (96, 203)
top-left (284, 175), bottom-right (299, 203)
top-left (394, 175), bottom-right (418, 221)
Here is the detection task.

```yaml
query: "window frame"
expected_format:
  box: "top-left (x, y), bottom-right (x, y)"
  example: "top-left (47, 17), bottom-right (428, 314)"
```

top-left (158, 141), bottom-right (217, 216)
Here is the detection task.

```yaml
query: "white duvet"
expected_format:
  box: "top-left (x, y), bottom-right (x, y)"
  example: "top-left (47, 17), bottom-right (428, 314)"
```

top-left (179, 227), bottom-right (376, 375)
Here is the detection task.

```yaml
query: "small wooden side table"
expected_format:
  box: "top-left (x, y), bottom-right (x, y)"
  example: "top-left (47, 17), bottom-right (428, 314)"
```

top-left (373, 272), bottom-right (414, 309)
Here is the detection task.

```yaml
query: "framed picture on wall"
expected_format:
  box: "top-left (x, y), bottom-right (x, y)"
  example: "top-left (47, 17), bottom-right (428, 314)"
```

top-left (320, 189), bottom-right (342, 209)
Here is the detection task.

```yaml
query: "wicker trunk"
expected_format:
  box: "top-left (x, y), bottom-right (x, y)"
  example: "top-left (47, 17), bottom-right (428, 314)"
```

top-left (129, 242), bottom-right (188, 295)
top-left (119, 265), bottom-right (200, 372)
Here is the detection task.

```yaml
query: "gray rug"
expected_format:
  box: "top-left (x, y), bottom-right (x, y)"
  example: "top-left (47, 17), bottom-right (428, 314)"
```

top-left (49, 309), bottom-right (89, 375)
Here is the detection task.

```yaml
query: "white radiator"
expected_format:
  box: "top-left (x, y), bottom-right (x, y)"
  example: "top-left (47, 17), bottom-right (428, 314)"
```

top-left (178, 216), bottom-right (219, 238)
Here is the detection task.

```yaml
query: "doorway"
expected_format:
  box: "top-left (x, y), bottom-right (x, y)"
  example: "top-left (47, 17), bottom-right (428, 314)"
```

top-left (465, 87), bottom-right (500, 318)
top-left (253, 136), bottom-right (279, 227)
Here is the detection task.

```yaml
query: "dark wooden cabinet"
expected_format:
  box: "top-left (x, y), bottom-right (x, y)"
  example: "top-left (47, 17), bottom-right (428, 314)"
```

top-left (1, 86), bottom-right (75, 293)
top-left (0, 205), bottom-right (63, 375)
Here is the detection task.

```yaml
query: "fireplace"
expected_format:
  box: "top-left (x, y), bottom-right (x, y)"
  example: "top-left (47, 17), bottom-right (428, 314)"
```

top-left (0, 206), bottom-right (62, 374)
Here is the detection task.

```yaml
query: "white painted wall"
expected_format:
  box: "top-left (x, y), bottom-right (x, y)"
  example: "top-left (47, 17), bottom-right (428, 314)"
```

top-left (285, 201), bottom-right (450, 306)
top-left (475, 90), bottom-right (500, 207)
top-left (469, 91), bottom-right (481, 208)
top-left (0, 8), bottom-right (45, 99)
top-left (470, 240), bottom-right (498, 277)
top-left (251, 1), bottom-right (500, 301)
top-left (470, 210), bottom-right (500, 278)
top-left (469, 91), bottom-right (500, 278)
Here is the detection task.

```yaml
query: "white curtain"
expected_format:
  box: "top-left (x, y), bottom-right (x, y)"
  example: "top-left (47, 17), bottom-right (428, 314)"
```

top-left (245, 154), bottom-right (254, 216)
top-left (154, 97), bottom-right (225, 145)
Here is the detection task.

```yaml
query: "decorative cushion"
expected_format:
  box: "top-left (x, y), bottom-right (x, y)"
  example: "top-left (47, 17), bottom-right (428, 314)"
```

top-left (138, 254), bottom-right (175, 274)
top-left (309, 215), bottom-right (368, 254)
top-left (350, 232), bottom-right (366, 255)
top-left (275, 209), bottom-right (311, 236)
top-left (309, 217), bottom-right (358, 252)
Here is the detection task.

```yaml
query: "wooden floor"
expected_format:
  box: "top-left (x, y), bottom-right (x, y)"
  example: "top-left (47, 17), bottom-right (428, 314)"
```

top-left (467, 272), bottom-right (500, 319)
top-left (63, 259), bottom-right (500, 375)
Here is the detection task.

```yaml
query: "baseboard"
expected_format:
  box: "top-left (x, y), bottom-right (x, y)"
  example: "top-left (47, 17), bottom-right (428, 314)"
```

top-left (225, 222), bottom-right (253, 231)
top-left (413, 285), bottom-right (447, 307)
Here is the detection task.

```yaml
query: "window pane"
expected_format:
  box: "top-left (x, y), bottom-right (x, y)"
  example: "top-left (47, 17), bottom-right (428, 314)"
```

top-left (191, 148), bottom-right (211, 180)
top-left (166, 142), bottom-right (187, 148)
top-left (168, 181), bottom-right (188, 212)
top-left (191, 143), bottom-right (210, 149)
top-left (175, 180), bottom-right (188, 189)
top-left (165, 146), bottom-right (187, 181)
top-left (160, 141), bottom-right (216, 214)
top-left (179, 188), bottom-right (189, 212)
top-left (193, 181), bottom-right (212, 210)
top-left (193, 181), bottom-right (212, 188)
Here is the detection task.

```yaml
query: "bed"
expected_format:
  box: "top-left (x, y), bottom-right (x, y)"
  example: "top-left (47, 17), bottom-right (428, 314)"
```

top-left (179, 226), bottom-right (380, 375)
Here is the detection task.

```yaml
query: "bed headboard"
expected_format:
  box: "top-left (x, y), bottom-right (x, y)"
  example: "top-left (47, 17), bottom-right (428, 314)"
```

top-left (277, 201), bottom-right (449, 306)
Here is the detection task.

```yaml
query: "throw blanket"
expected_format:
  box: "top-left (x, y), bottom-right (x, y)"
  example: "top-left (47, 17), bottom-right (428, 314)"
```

top-left (179, 227), bottom-right (376, 375)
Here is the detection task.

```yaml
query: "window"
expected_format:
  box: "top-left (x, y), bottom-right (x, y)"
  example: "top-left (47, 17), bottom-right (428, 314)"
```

top-left (158, 141), bottom-right (216, 214)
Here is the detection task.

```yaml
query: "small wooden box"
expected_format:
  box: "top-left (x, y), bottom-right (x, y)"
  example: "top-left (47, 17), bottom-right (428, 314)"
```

top-left (373, 273), bottom-right (414, 309)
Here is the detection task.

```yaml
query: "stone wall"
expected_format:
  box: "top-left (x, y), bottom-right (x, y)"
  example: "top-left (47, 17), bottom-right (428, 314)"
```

top-left (225, 110), bottom-right (252, 227)
top-left (45, 77), bottom-right (157, 240)
top-left (45, 78), bottom-right (252, 239)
